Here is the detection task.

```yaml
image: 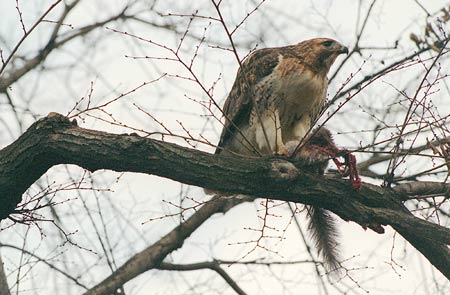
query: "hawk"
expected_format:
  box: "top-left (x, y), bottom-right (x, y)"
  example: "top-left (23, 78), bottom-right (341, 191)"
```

top-left (215, 38), bottom-right (348, 156)
top-left (212, 38), bottom-right (350, 273)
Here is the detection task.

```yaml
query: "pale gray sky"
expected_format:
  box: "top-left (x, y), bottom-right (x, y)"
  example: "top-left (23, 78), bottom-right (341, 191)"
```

top-left (0, 1), bottom-right (449, 294)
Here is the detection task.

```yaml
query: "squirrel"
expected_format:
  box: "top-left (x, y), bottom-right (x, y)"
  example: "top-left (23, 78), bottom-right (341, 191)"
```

top-left (207, 126), bottom-right (358, 273)
top-left (285, 127), bottom-right (354, 273)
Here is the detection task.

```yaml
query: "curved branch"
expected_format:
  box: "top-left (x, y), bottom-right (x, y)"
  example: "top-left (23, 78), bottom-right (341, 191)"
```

top-left (0, 113), bottom-right (449, 281)
top-left (83, 195), bottom-right (250, 295)
top-left (158, 261), bottom-right (247, 295)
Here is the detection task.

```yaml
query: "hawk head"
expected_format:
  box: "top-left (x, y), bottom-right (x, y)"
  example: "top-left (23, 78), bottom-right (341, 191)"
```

top-left (294, 38), bottom-right (348, 75)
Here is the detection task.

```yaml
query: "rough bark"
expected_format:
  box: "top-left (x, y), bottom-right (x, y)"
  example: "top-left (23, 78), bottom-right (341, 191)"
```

top-left (0, 113), bottom-right (449, 281)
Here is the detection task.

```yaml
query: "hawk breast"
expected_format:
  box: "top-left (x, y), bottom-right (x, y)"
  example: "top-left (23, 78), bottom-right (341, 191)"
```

top-left (272, 55), bottom-right (328, 141)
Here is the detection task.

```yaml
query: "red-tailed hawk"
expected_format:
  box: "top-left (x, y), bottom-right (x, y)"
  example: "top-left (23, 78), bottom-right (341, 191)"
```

top-left (215, 38), bottom-right (348, 156)
top-left (213, 38), bottom-right (349, 273)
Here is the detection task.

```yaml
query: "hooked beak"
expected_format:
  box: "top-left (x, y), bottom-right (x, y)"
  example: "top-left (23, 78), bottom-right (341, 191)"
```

top-left (339, 45), bottom-right (349, 54)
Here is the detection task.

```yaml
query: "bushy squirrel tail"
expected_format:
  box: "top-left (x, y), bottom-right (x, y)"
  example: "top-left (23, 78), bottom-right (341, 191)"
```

top-left (307, 205), bottom-right (341, 273)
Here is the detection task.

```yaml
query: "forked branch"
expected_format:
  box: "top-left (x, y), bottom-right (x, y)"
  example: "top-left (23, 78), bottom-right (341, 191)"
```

top-left (0, 113), bottom-right (449, 282)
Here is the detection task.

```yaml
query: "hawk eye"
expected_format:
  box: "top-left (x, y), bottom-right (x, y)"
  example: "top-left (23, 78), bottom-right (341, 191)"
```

top-left (322, 40), bottom-right (333, 47)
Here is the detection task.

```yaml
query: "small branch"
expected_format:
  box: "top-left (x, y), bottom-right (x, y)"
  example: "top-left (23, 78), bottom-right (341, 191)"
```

top-left (414, 0), bottom-right (431, 16)
top-left (0, 0), bottom-right (63, 75)
top-left (82, 195), bottom-right (251, 295)
top-left (0, 8), bottom-right (130, 92)
top-left (15, 0), bottom-right (27, 35)
top-left (0, 243), bottom-right (88, 290)
top-left (329, 0), bottom-right (378, 82)
top-left (288, 203), bottom-right (330, 294)
top-left (385, 38), bottom-right (450, 186)
top-left (356, 136), bottom-right (450, 171)
top-left (158, 261), bottom-right (247, 295)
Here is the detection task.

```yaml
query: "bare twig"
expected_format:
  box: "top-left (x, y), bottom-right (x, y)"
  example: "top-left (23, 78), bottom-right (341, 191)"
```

top-left (158, 261), bottom-right (247, 295)
top-left (0, 0), bottom-right (63, 75)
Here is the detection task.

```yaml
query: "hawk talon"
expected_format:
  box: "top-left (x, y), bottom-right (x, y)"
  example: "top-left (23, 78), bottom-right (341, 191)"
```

top-left (274, 145), bottom-right (290, 157)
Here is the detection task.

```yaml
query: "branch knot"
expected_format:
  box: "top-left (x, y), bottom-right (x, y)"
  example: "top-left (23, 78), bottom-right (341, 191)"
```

top-left (270, 160), bottom-right (298, 180)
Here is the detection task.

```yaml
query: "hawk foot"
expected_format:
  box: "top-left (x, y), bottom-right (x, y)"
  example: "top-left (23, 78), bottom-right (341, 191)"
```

top-left (273, 145), bottom-right (290, 157)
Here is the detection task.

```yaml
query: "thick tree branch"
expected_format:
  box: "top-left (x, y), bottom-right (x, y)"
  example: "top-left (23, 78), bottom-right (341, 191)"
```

top-left (0, 113), bottom-right (449, 281)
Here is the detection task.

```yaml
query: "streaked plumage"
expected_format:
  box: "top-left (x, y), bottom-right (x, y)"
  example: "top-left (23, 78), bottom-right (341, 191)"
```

top-left (213, 38), bottom-right (348, 273)
top-left (216, 38), bottom-right (348, 156)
